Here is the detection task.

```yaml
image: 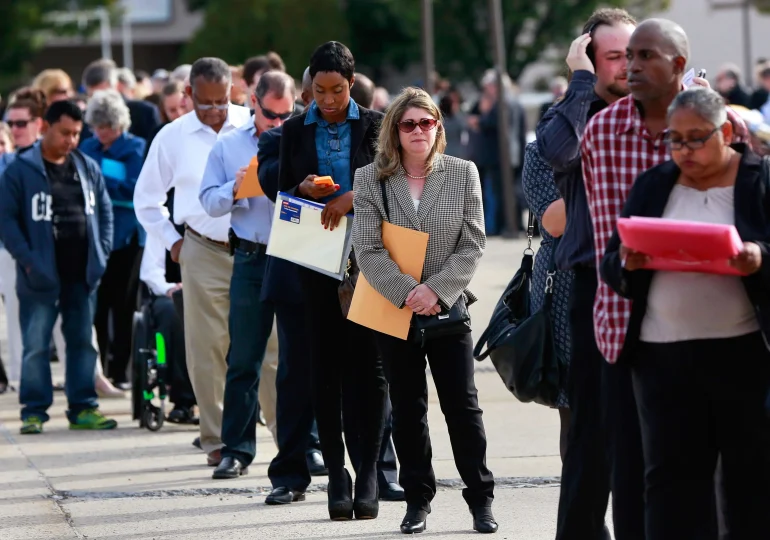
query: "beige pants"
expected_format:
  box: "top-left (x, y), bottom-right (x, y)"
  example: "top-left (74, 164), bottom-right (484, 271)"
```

top-left (179, 231), bottom-right (232, 454)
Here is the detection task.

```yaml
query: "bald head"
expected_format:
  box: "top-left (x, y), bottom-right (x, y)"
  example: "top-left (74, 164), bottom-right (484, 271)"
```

top-left (350, 73), bottom-right (375, 108)
top-left (634, 19), bottom-right (690, 60)
top-left (301, 67), bottom-right (313, 106)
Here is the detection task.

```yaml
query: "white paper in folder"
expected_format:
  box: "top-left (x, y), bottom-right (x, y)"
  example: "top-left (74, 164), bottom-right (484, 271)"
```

top-left (266, 192), bottom-right (353, 280)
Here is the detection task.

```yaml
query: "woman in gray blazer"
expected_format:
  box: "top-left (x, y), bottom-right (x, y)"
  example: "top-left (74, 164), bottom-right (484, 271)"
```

top-left (352, 87), bottom-right (496, 536)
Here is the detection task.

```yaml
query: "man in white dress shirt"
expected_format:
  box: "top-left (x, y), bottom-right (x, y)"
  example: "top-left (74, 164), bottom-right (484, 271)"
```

top-left (134, 57), bottom-right (251, 465)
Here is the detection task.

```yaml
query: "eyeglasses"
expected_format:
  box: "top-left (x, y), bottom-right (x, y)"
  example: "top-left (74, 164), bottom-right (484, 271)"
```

top-left (7, 119), bottom-right (32, 129)
top-left (193, 94), bottom-right (229, 111)
top-left (257, 97), bottom-right (293, 121)
top-left (397, 118), bottom-right (439, 133)
top-left (663, 126), bottom-right (722, 151)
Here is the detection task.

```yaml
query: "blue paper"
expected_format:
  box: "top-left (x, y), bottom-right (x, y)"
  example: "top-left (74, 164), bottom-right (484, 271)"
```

top-left (279, 200), bottom-right (301, 224)
top-left (101, 157), bottom-right (127, 182)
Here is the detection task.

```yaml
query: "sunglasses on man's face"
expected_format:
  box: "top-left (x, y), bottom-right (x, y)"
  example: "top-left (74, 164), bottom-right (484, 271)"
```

top-left (257, 97), bottom-right (293, 121)
top-left (397, 118), bottom-right (438, 133)
top-left (7, 119), bottom-right (32, 129)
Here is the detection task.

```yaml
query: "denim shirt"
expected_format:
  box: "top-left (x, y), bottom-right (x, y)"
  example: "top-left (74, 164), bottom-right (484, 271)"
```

top-left (304, 99), bottom-right (360, 202)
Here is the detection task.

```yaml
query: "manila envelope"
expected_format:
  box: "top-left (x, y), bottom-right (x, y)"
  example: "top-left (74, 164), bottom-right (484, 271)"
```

top-left (348, 222), bottom-right (429, 340)
top-left (235, 156), bottom-right (264, 199)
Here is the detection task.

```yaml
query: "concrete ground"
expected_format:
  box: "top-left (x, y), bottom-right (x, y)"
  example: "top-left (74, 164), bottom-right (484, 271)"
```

top-left (0, 237), bottom-right (613, 539)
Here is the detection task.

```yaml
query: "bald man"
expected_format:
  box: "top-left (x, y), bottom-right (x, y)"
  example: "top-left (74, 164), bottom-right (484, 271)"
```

top-left (350, 73), bottom-right (375, 109)
top-left (584, 18), bottom-right (750, 540)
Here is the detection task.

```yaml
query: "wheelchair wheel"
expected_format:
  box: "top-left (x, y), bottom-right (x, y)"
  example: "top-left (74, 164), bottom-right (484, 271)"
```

top-left (131, 310), bottom-right (149, 423)
top-left (143, 404), bottom-right (164, 432)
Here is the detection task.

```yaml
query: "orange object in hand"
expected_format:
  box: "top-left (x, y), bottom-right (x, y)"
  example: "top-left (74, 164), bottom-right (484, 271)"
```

top-left (313, 176), bottom-right (335, 186)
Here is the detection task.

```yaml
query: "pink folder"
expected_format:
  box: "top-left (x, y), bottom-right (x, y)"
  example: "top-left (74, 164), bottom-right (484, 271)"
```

top-left (617, 216), bottom-right (746, 276)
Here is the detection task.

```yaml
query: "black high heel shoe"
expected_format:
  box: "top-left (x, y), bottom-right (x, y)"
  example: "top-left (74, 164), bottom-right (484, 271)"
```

top-left (400, 505), bottom-right (430, 534)
top-left (353, 465), bottom-right (379, 520)
top-left (327, 468), bottom-right (354, 521)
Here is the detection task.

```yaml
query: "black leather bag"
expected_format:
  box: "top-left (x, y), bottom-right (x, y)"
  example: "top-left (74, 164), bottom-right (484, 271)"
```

top-left (473, 216), bottom-right (565, 407)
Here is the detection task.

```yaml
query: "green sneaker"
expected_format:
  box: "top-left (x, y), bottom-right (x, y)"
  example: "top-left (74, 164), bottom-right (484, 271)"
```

top-left (20, 416), bottom-right (43, 435)
top-left (69, 409), bottom-right (118, 430)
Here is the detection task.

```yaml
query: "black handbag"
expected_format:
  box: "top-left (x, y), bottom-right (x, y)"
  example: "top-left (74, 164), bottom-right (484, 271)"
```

top-left (472, 214), bottom-right (565, 407)
top-left (378, 181), bottom-right (471, 346)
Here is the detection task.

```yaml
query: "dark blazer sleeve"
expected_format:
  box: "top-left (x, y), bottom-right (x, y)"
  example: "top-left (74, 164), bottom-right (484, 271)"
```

top-left (257, 127), bottom-right (281, 202)
top-left (128, 100), bottom-right (162, 141)
top-left (278, 117), bottom-right (303, 195)
top-left (753, 157), bottom-right (770, 288)
top-left (600, 170), bottom-right (655, 299)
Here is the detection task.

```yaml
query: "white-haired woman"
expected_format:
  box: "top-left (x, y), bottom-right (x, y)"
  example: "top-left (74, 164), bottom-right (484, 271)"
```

top-left (352, 87), bottom-right (497, 535)
top-left (81, 89), bottom-right (146, 388)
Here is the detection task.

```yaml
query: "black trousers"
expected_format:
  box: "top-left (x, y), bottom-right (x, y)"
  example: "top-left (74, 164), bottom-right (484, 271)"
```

top-left (150, 296), bottom-right (195, 407)
top-left (634, 333), bottom-right (770, 540)
top-left (95, 237), bottom-right (142, 383)
top-left (556, 267), bottom-right (611, 539)
top-left (267, 300), bottom-right (316, 492)
top-left (345, 392), bottom-right (399, 485)
top-left (299, 268), bottom-right (387, 473)
top-left (374, 331), bottom-right (494, 510)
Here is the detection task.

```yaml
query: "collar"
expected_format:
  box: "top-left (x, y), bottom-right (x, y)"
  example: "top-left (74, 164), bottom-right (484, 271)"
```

top-left (304, 98), bottom-right (360, 126)
top-left (182, 104), bottom-right (241, 135)
top-left (614, 95), bottom-right (641, 135)
top-left (239, 120), bottom-right (259, 137)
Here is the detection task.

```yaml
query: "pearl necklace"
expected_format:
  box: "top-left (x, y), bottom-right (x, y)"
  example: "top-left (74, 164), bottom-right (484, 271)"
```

top-left (404, 168), bottom-right (428, 180)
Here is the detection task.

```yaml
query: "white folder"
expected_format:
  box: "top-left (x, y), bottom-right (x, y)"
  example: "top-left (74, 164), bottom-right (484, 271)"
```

top-left (266, 192), bottom-right (353, 280)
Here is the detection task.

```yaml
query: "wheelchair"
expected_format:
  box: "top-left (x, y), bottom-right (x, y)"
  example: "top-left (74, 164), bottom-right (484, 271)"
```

top-left (131, 286), bottom-right (169, 431)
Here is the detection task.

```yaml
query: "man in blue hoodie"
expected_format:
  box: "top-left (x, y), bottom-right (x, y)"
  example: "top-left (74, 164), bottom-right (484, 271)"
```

top-left (0, 100), bottom-right (116, 435)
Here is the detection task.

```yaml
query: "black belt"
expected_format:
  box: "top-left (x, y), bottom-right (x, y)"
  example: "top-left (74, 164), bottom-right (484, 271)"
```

top-left (227, 228), bottom-right (265, 256)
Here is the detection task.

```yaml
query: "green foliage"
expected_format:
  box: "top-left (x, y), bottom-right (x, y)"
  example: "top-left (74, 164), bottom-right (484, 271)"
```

top-left (185, 0), bottom-right (668, 84)
top-left (0, 1), bottom-right (118, 90)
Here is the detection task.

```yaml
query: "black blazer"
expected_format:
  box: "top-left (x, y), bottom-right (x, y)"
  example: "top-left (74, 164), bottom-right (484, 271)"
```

top-left (278, 106), bottom-right (383, 196)
top-left (601, 144), bottom-right (770, 354)
top-left (126, 98), bottom-right (162, 142)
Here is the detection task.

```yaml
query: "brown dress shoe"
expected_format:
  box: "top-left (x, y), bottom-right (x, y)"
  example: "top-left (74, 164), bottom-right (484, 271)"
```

top-left (207, 449), bottom-right (222, 467)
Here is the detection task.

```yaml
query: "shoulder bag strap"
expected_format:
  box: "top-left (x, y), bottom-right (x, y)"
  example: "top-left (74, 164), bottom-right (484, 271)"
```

top-left (380, 180), bottom-right (390, 221)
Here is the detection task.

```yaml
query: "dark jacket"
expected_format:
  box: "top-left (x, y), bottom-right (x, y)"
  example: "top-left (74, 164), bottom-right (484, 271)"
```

top-left (0, 142), bottom-right (113, 302)
top-left (257, 124), bottom-right (303, 304)
top-left (80, 132), bottom-right (146, 249)
top-left (750, 88), bottom-right (770, 111)
top-left (536, 70), bottom-right (607, 270)
top-left (601, 145), bottom-right (770, 354)
top-left (278, 105), bottom-right (383, 195)
top-left (476, 97), bottom-right (527, 170)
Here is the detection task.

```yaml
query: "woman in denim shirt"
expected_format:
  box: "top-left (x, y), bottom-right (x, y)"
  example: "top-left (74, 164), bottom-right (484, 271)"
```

top-left (278, 42), bottom-right (388, 522)
top-left (80, 89), bottom-right (146, 387)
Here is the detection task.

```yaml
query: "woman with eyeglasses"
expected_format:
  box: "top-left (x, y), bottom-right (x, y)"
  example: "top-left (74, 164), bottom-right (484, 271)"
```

top-left (602, 87), bottom-right (770, 538)
top-left (352, 87), bottom-right (497, 535)
top-left (278, 41), bottom-right (388, 522)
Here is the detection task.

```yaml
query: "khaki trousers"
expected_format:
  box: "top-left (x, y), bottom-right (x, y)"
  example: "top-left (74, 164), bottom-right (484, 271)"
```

top-left (180, 231), bottom-right (232, 454)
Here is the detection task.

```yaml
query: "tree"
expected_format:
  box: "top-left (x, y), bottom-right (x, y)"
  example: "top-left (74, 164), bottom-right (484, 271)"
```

top-left (0, 1), bottom-right (118, 90)
top-left (184, 0), bottom-right (668, 84)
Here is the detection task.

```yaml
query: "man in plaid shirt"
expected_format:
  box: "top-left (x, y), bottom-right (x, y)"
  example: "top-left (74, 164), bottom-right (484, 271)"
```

top-left (583, 19), bottom-right (748, 364)
top-left (582, 19), bottom-right (748, 538)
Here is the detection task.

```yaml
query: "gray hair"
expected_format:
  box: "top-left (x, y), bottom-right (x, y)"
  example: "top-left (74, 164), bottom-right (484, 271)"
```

top-left (116, 67), bottom-right (136, 89)
top-left (255, 71), bottom-right (295, 101)
top-left (85, 89), bottom-right (132, 131)
top-left (189, 58), bottom-right (231, 88)
top-left (667, 87), bottom-right (727, 126)
top-left (171, 64), bottom-right (192, 83)
top-left (82, 59), bottom-right (118, 89)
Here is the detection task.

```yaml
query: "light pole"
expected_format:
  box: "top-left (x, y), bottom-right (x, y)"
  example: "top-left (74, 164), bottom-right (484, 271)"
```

top-left (421, 0), bottom-right (435, 92)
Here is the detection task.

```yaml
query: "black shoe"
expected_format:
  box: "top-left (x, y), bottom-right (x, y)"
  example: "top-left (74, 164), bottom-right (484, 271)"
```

top-left (327, 468), bottom-right (354, 521)
top-left (167, 406), bottom-right (199, 425)
top-left (379, 481), bottom-right (405, 501)
top-left (212, 456), bottom-right (249, 479)
top-left (265, 486), bottom-right (306, 505)
top-left (400, 505), bottom-right (429, 534)
top-left (306, 450), bottom-right (328, 476)
top-left (192, 437), bottom-right (202, 450)
top-left (471, 507), bottom-right (498, 534)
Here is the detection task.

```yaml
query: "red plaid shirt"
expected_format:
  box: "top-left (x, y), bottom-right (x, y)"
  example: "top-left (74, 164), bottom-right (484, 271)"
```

top-left (582, 96), bottom-right (748, 363)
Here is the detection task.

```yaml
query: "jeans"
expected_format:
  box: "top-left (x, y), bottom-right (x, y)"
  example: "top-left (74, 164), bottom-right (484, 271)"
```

top-left (19, 281), bottom-right (99, 423)
top-left (221, 246), bottom-right (274, 466)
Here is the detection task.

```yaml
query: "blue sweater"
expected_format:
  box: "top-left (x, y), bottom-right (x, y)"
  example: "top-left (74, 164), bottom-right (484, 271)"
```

top-left (0, 143), bottom-right (113, 302)
top-left (80, 132), bottom-right (146, 249)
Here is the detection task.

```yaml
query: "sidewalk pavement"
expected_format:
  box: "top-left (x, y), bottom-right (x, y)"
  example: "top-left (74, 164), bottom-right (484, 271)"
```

top-left (0, 237), bottom-right (611, 539)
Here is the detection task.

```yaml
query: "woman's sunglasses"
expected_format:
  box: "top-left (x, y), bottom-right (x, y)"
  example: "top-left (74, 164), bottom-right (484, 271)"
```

top-left (397, 118), bottom-right (438, 133)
